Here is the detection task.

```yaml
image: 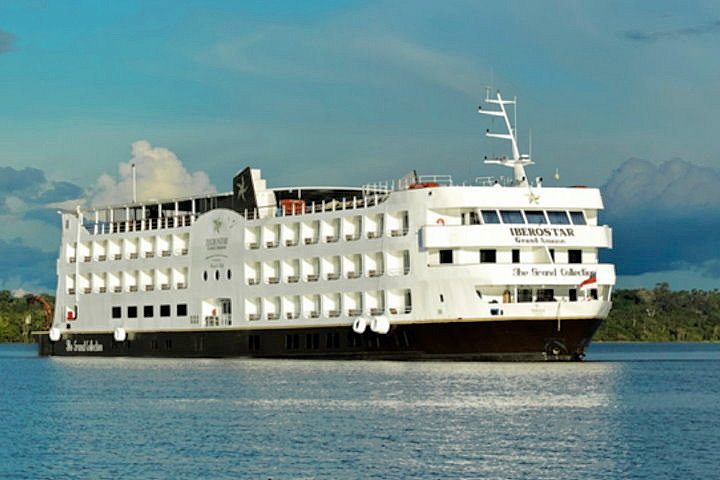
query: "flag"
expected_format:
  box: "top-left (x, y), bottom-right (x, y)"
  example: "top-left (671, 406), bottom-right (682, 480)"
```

top-left (579, 274), bottom-right (597, 289)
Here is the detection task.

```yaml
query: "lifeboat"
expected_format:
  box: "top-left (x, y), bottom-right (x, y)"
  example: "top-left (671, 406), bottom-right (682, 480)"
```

top-left (408, 181), bottom-right (440, 189)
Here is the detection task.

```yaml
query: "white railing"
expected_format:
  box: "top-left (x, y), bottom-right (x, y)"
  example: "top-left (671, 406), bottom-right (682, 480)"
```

top-left (475, 176), bottom-right (515, 187)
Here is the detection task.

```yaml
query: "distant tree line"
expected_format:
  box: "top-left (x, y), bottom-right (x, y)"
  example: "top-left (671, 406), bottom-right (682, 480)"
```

top-left (595, 283), bottom-right (720, 341)
top-left (1, 284), bottom-right (720, 343)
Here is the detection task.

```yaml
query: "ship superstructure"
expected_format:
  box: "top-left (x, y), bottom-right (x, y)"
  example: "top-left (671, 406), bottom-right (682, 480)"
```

top-left (37, 91), bottom-right (614, 360)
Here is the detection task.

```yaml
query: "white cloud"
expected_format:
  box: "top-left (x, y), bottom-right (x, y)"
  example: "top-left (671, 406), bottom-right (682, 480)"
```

top-left (88, 140), bottom-right (216, 206)
top-left (603, 158), bottom-right (720, 213)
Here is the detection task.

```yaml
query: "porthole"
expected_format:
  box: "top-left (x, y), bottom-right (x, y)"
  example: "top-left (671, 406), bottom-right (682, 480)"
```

top-left (227, 270), bottom-right (232, 280)
top-left (215, 270), bottom-right (220, 281)
top-left (203, 271), bottom-right (208, 281)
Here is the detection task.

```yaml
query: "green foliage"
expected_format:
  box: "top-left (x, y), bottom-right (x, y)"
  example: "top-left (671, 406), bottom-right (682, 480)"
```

top-left (595, 283), bottom-right (720, 341)
top-left (0, 291), bottom-right (54, 343)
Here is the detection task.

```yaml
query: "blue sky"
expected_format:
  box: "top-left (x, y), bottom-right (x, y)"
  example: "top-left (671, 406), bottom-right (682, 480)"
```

top-left (1, 0), bottom-right (720, 292)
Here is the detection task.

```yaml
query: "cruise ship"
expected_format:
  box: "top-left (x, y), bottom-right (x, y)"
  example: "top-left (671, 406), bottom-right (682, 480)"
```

top-left (36, 91), bottom-right (614, 360)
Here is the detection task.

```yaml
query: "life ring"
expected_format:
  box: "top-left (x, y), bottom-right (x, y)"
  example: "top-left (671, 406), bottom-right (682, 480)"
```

top-left (370, 316), bottom-right (390, 334)
top-left (436, 218), bottom-right (445, 226)
top-left (352, 317), bottom-right (367, 334)
top-left (113, 327), bottom-right (127, 342)
top-left (48, 327), bottom-right (61, 342)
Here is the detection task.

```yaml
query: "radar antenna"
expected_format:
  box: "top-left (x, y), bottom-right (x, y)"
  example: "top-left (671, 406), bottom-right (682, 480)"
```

top-left (478, 89), bottom-right (534, 186)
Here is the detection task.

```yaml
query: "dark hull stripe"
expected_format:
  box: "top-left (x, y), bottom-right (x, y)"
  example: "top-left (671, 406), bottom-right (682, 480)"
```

top-left (36, 319), bottom-right (603, 361)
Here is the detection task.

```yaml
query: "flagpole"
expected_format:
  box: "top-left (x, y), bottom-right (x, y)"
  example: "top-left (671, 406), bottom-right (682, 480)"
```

top-left (132, 163), bottom-right (137, 203)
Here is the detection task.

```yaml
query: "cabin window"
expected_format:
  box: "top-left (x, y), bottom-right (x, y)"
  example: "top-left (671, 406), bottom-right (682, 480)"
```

top-left (439, 249), bottom-right (453, 264)
top-left (128, 306), bottom-right (138, 318)
top-left (177, 304), bottom-right (188, 316)
top-left (517, 289), bottom-right (533, 303)
top-left (469, 211), bottom-right (481, 225)
top-left (569, 289), bottom-right (578, 302)
top-left (512, 249), bottom-right (520, 263)
top-left (500, 210), bottom-right (524, 224)
top-left (590, 288), bottom-right (599, 300)
top-left (569, 211), bottom-right (586, 225)
top-left (215, 270), bottom-right (220, 281)
top-left (481, 210), bottom-right (501, 224)
top-left (160, 304), bottom-right (171, 317)
top-left (549, 249), bottom-right (555, 262)
top-left (547, 211), bottom-right (570, 225)
top-left (536, 289), bottom-right (555, 302)
top-left (524, 211), bottom-right (547, 224)
top-left (144, 305), bottom-right (154, 318)
top-left (568, 249), bottom-right (582, 264)
top-left (111, 306), bottom-right (122, 319)
top-left (203, 271), bottom-right (208, 281)
top-left (480, 249), bottom-right (496, 263)
top-left (227, 270), bottom-right (232, 280)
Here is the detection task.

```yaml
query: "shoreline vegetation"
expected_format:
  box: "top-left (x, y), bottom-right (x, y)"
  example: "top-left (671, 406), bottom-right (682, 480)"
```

top-left (1, 283), bottom-right (719, 343)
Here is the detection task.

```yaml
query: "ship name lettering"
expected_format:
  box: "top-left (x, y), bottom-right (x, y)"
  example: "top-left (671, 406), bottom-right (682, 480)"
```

top-left (559, 268), bottom-right (596, 277)
top-left (531, 267), bottom-right (557, 276)
top-left (206, 237), bottom-right (228, 251)
top-left (509, 227), bottom-right (574, 237)
top-left (65, 339), bottom-right (104, 353)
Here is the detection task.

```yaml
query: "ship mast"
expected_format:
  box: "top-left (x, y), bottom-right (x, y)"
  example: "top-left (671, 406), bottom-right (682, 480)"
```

top-left (478, 89), bottom-right (533, 186)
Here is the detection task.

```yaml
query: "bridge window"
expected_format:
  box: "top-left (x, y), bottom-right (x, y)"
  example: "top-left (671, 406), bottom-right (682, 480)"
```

top-left (500, 210), bottom-right (524, 224)
top-left (481, 210), bottom-right (500, 224)
top-left (524, 211), bottom-right (547, 224)
top-left (569, 211), bottom-right (586, 225)
top-left (547, 211), bottom-right (570, 225)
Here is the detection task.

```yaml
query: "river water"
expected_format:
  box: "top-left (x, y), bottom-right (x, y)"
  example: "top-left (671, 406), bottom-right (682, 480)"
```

top-left (1, 343), bottom-right (718, 479)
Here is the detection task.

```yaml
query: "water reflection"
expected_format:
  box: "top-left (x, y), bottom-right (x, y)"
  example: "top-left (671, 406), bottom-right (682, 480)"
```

top-left (6, 344), bottom-right (720, 479)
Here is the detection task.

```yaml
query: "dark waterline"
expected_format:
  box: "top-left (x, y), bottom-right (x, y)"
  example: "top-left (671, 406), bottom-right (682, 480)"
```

top-left (2, 343), bottom-right (719, 479)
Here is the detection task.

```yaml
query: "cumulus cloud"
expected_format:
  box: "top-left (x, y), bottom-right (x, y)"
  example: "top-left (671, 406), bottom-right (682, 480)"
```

top-left (87, 140), bottom-right (216, 206)
top-left (624, 20), bottom-right (720, 42)
top-left (0, 30), bottom-right (13, 53)
top-left (0, 141), bottom-right (216, 291)
top-left (602, 158), bottom-right (720, 278)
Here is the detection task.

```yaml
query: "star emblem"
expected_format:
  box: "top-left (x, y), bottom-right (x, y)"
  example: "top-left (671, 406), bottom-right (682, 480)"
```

top-left (213, 218), bottom-right (223, 233)
top-left (527, 191), bottom-right (540, 204)
top-left (236, 177), bottom-right (247, 199)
